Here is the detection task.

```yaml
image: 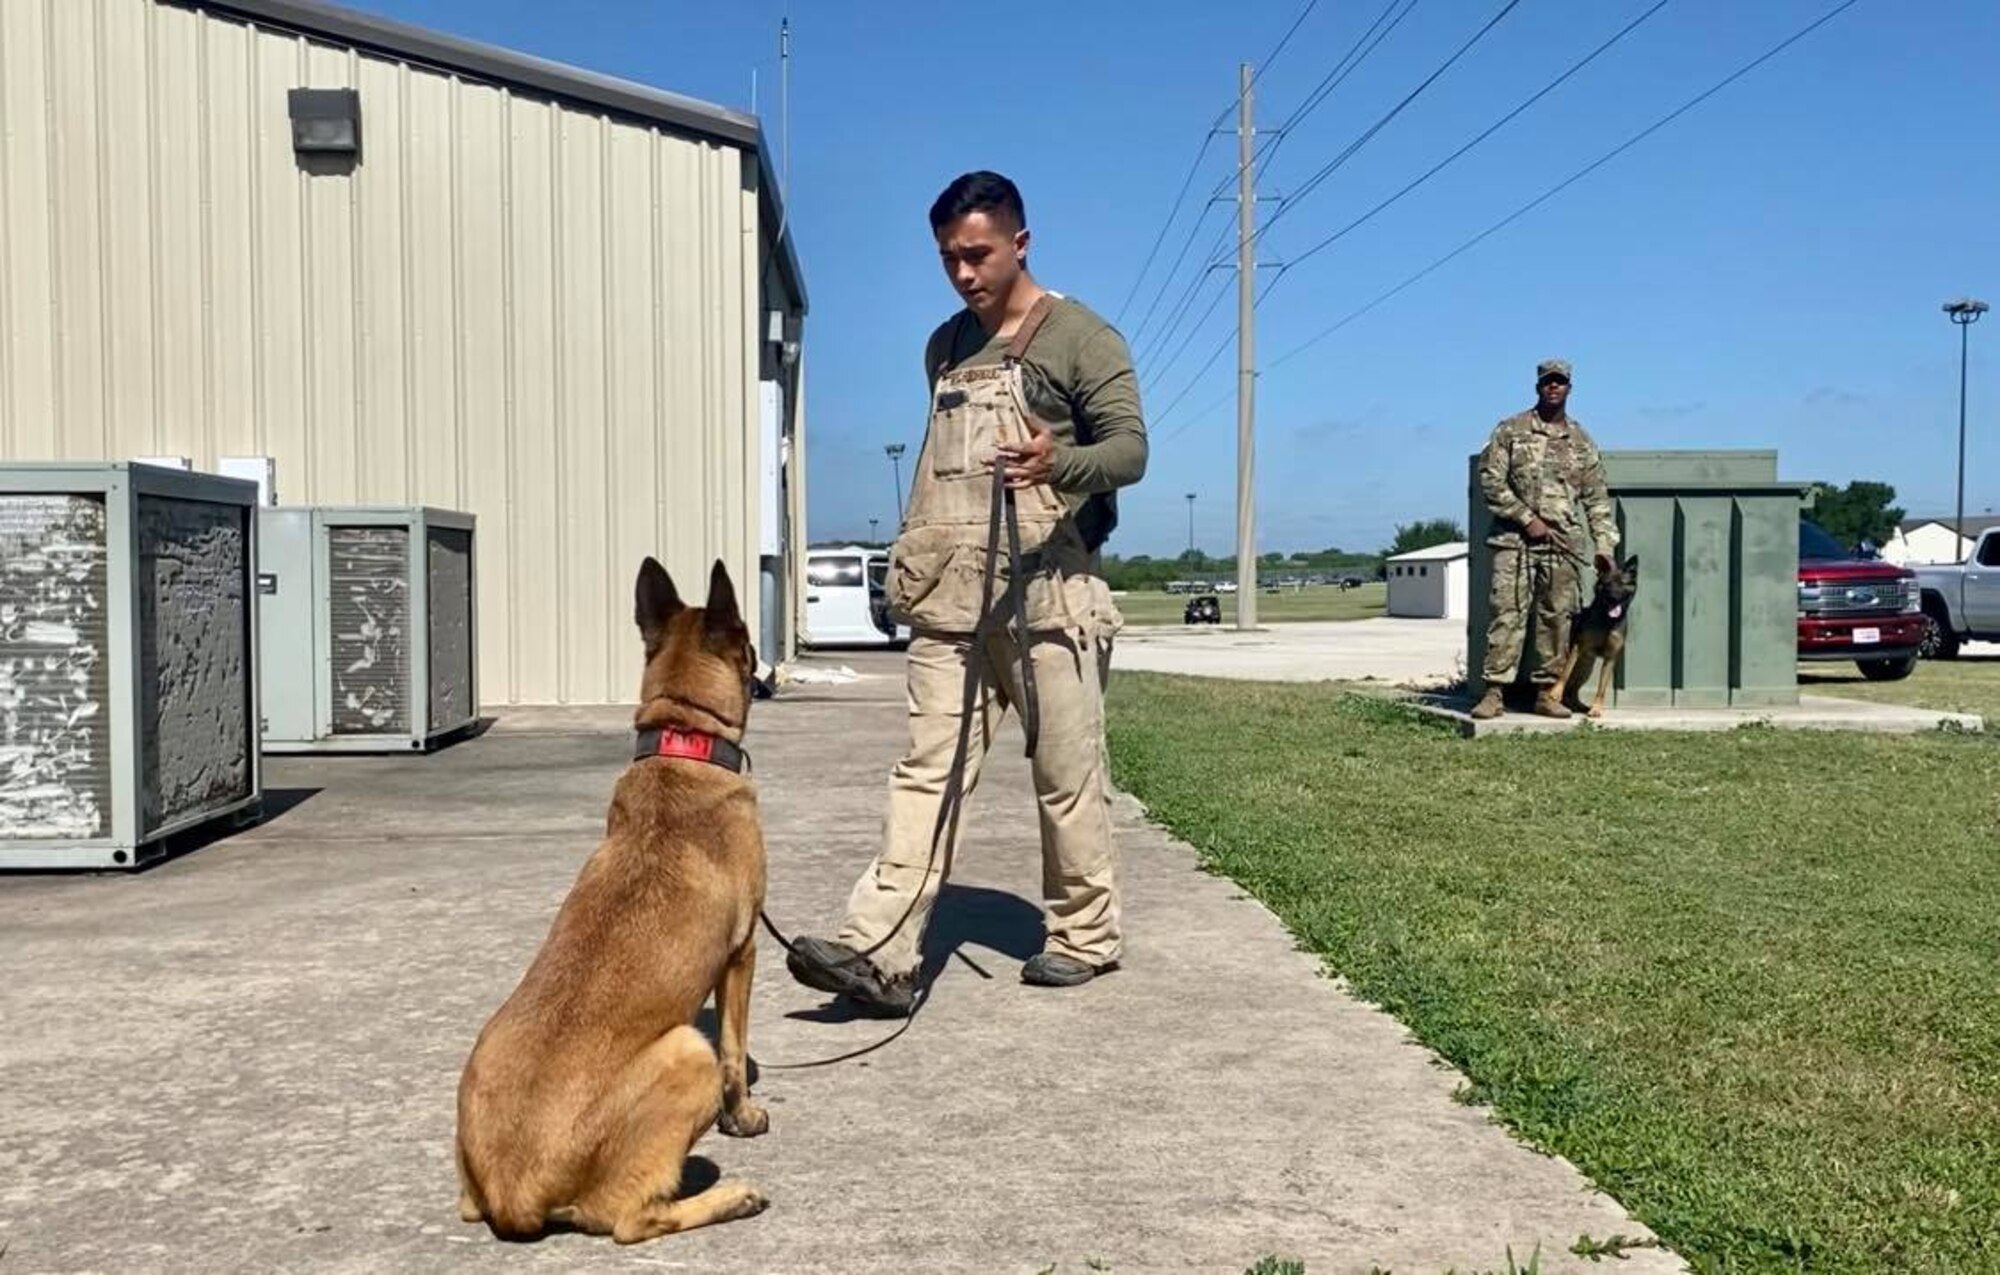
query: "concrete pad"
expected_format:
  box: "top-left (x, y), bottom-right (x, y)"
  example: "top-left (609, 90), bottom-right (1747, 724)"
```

top-left (1115, 617), bottom-right (1465, 686)
top-left (1414, 691), bottom-right (1984, 737)
top-left (0, 650), bottom-right (1680, 1275)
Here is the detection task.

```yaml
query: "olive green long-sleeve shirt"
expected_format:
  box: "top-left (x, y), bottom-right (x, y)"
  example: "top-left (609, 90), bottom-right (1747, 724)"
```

top-left (924, 294), bottom-right (1148, 548)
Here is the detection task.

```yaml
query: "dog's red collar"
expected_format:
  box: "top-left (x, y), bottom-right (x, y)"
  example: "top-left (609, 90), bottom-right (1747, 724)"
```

top-left (634, 727), bottom-right (749, 774)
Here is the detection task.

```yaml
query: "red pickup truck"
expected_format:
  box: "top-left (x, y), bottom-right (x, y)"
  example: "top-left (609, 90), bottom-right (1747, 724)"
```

top-left (1796, 518), bottom-right (1922, 680)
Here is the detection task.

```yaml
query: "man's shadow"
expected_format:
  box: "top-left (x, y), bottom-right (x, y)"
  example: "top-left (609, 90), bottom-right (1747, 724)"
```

top-left (777, 882), bottom-right (1044, 1026)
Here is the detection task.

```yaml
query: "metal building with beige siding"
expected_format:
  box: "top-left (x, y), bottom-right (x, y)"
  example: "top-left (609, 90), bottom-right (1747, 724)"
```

top-left (0, 0), bottom-right (808, 705)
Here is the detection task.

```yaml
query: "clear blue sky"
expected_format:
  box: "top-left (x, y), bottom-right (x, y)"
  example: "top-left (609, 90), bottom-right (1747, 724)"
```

top-left (349, 0), bottom-right (1997, 558)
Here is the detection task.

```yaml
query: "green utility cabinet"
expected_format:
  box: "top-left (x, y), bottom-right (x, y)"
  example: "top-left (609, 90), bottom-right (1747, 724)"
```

top-left (1467, 449), bottom-right (1810, 709)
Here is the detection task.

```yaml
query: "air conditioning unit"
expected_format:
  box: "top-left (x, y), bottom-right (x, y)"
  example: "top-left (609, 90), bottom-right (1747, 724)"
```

top-left (257, 505), bottom-right (478, 752)
top-left (0, 463), bottom-right (264, 870)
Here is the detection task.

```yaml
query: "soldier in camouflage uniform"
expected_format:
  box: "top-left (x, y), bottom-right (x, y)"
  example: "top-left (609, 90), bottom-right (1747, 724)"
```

top-left (1470, 358), bottom-right (1617, 720)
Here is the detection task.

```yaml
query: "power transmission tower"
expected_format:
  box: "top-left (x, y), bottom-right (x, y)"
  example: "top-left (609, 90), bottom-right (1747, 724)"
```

top-left (1234, 62), bottom-right (1259, 630)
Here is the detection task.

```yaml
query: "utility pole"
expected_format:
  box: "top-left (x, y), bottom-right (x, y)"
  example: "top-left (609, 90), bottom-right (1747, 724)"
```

top-left (1234, 62), bottom-right (1258, 630)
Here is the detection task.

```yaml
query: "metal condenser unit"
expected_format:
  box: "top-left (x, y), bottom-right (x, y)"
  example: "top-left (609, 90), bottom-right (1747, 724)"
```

top-left (257, 506), bottom-right (478, 752)
top-left (0, 463), bottom-right (264, 870)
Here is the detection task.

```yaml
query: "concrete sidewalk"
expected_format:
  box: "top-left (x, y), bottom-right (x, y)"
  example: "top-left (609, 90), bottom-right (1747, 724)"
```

top-left (1114, 618), bottom-right (1464, 687)
top-left (0, 652), bottom-right (1679, 1274)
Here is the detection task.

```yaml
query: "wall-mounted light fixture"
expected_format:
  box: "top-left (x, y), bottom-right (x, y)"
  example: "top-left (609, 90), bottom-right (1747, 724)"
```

top-left (288, 88), bottom-right (361, 155)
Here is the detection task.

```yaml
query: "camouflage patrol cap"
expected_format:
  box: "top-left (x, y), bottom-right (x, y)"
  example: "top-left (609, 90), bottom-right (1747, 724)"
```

top-left (1536, 358), bottom-right (1572, 384)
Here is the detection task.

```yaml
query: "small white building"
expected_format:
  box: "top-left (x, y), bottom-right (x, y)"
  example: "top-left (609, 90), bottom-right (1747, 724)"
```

top-left (1881, 517), bottom-right (2000, 566)
top-left (1386, 541), bottom-right (1469, 620)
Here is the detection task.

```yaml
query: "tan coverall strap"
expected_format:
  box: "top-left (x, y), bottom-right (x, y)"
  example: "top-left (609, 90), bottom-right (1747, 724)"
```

top-left (1003, 295), bottom-right (1057, 364)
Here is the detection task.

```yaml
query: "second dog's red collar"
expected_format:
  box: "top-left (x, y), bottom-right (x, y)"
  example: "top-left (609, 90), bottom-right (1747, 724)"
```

top-left (634, 727), bottom-right (749, 774)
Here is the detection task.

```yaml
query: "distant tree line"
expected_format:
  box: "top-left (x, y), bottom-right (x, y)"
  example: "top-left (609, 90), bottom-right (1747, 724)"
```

top-left (816, 516), bottom-right (1473, 593)
top-left (1099, 518), bottom-right (1466, 591)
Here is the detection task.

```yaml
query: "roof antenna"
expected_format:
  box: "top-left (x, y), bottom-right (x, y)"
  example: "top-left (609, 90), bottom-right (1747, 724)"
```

top-left (779, 12), bottom-right (791, 210)
top-left (764, 11), bottom-right (791, 261)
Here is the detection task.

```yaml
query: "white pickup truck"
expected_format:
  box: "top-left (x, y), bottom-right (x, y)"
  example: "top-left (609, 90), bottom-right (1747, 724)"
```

top-left (1914, 526), bottom-right (2000, 658)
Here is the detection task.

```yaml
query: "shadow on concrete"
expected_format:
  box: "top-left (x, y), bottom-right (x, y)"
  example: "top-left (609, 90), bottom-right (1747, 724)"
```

top-left (459, 716), bottom-right (500, 743)
top-left (769, 882), bottom-right (1041, 1030)
top-left (921, 881), bottom-right (1044, 968)
top-left (22, 787), bottom-right (330, 878)
top-left (260, 787), bottom-right (323, 821)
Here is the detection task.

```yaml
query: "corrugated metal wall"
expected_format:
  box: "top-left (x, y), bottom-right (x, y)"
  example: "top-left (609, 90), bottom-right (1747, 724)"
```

top-left (0, 0), bottom-right (772, 704)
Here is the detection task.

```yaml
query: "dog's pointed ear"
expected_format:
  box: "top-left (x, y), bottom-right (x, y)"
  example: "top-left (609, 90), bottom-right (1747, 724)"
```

top-left (1623, 554), bottom-right (1639, 573)
top-left (704, 559), bottom-right (743, 636)
top-left (636, 557), bottom-right (683, 647)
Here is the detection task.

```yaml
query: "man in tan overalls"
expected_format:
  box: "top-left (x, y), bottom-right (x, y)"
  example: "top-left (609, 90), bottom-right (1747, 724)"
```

top-left (786, 171), bottom-right (1148, 1016)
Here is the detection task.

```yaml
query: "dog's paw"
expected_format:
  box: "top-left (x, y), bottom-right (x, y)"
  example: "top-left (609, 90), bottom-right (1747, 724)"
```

top-left (1588, 705), bottom-right (1605, 719)
top-left (718, 1102), bottom-right (770, 1138)
top-left (722, 1182), bottom-right (771, 1221)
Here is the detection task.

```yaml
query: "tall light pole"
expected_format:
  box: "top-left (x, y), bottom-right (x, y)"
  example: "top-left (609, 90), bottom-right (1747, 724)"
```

top-left (1944, 298), bottom-right (1988, 563)
top-left (884, 443), bottom-right (907, 524)
top-left (1185, 492), bottom-right (1196, 558)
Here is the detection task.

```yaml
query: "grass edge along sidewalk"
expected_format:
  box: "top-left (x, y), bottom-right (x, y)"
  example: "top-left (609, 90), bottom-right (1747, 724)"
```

top-left (1113, 582), bottom-right (1386, 627)
top-left (1106, 674), bottom-right (2000, 1275)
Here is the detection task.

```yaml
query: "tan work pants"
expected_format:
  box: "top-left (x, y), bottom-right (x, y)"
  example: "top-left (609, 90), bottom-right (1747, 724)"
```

top-left (835, 625), bottom-right (1120, 978)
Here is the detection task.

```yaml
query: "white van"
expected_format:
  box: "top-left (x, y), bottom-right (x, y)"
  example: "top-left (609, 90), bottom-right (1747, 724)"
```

top-left (803, 545), bottom-right (909, 649)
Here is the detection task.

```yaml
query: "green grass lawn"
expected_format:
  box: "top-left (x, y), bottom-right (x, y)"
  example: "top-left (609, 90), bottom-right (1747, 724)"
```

top-left (1114, 582), bottom-right (1386, 627)
top-left (1800, 653), bottom-right (2000, 726)
top-left (1107, 675), bottom-right (2000, 1274)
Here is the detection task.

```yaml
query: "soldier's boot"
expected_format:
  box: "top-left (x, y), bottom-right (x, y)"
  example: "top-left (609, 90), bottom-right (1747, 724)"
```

top-left (1533, 686), bottom-right (1573, 719)
top-left (1468, 687), bottom-right (1506, 720)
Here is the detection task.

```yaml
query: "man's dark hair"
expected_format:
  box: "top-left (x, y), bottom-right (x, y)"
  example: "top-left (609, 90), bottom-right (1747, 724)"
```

top-left (929, 171), bottom-right (1025, 233)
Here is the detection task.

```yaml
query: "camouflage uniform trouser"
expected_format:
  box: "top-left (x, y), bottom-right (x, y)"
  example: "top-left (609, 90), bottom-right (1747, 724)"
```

top-left (1482, 545), bottom-right (1582, 687)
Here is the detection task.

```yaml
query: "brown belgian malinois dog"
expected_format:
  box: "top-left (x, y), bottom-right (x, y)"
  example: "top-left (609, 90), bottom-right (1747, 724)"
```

top-left (454, 557), bottom-right (771, 1243)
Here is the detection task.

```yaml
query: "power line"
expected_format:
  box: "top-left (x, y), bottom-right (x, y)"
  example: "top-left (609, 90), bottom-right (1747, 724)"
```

top-left (1136, 218), bottom-right (1224, 369)
top-left (1256, 0), bottom-right (1526, 248)
top-left (1268, 0), bottom-right (1866, 372)
top-left (1151, 0), bottom-right (1511, 382)
top-left (1157, 0), bottom-right (1864, 446)
top-left (1250, 0), bottom-right (1327, 91)
top-left (1152, 0), bottom-right (1504, 409)
top-left (1258, 0), bottom-right (1422, 175)
top-left (1115, 135), bottom-right (1226, 331)
top-left (1150, 283), bottom-right (1234, 397)
top-left (1132, 207), bottom-right (1231, 361)
top-left (1149, 325), bottom-right (1238, 430)
top-left (1156, 383), bottom-right (1236, 446)
top-left (1279, 0), bottom-right (1675, 277)
top-left (1133, 0), bottom-right (1404, 355)
top-left (1113, 0), bottom-right (1325, 327)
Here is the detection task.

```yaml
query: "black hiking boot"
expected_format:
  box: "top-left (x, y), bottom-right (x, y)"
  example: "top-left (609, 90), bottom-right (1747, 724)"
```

top-left (784, 936), bottom-right (917, 1018)
top-left (1021, 952), bottom-right (1118, 988)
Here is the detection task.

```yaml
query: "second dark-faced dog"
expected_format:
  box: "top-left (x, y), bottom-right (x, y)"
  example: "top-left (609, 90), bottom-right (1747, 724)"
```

top-left (1559, 555), bottom-right (1639, 718)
